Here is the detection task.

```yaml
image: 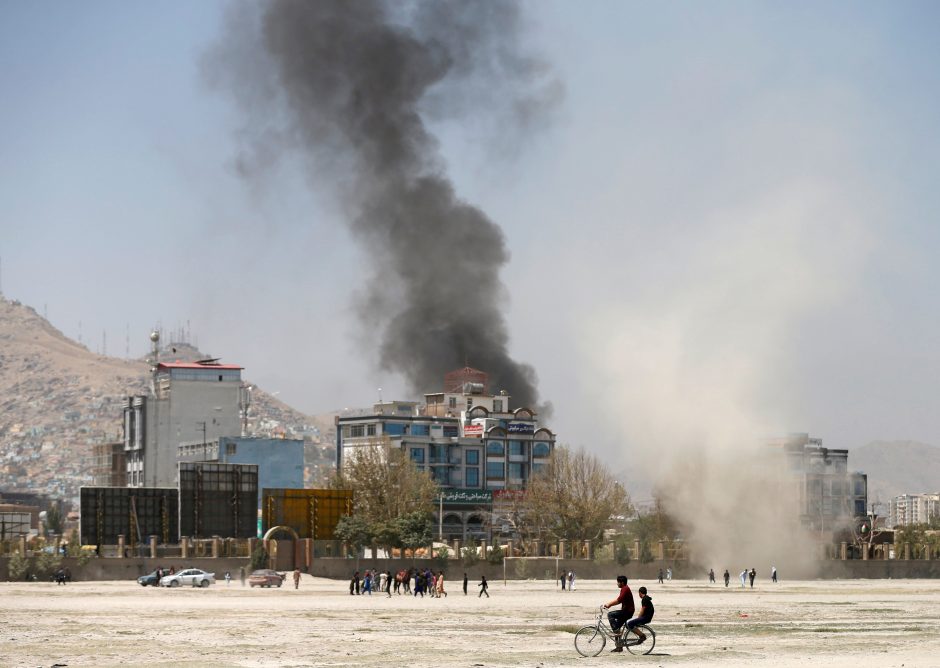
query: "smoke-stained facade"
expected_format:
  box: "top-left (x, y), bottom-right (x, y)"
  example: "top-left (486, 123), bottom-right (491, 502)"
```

top-left (206, 0), bottom-right (558, 411)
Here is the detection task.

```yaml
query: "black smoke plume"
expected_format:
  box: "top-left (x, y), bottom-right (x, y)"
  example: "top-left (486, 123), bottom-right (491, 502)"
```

top-left (206, 0), bottom-right (558, 410)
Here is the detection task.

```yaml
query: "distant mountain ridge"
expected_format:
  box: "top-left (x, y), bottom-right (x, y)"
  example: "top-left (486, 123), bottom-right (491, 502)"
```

top-left (848, 440), bottom-right (940, 507)
top-left (0, 296), bottom-right (334, 503)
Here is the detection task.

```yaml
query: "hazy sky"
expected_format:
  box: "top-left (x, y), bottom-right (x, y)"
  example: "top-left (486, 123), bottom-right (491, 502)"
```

top-left (3, 1), bottom-right (940, 466)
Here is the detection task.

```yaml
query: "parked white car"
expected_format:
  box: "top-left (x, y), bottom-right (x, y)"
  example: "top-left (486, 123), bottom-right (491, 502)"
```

top-left (159, 568), bottom-right (215, 588)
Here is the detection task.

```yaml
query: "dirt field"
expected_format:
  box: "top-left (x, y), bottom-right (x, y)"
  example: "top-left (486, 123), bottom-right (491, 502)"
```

top-left (1, 576), bottom-right (938, 667)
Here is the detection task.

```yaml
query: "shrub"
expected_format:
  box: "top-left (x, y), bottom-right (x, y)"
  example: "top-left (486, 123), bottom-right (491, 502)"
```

top-left (433, 546), bottom-right (450, 569)
top-left (8, 552), bottom-right (28, 581)
top-left (487, 544), bottom-right (505, 565)
top-left (461, 537), bottom-right (480, 567)
top-left (250, 544), bottom-right (269, 570)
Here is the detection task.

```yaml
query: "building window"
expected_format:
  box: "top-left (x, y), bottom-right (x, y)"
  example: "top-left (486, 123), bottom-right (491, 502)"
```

top-left (465, 468), bottom-right (479, 487)
top-left (443, 425), bottom-right (458, 437)
top-left (508, 462), bottom-right (524, 479)
top-left (226, 442), bottom-right (237, 455)
top-left (466, 450), bottom-right (479, 465)
top-left (854, 479), bottom-right (866, 496)
top-left (350, 424), bottom-right (365, 438)
top-left (467, 397), bottom-right (473, 410)
top-left (486, 462), bottom-right (505, 479)
top-left (509, 440), bottom-right (523, 456)
top-left (855, 500), bottom-right (866, 515)
top-left (486, 441), bottom-right (504, 456)
top-left (449, 397), bottom-right (457, 408)
top-left (533, 442), bottom-right (551, 457)
top-left (385, 423), bottom-right (405, 436)
top-left (410, 448), bottom-right (425, 463)
top-left (367, 424), bottom-right (376, 436)
top-left (493, 399), bottom-right (503, 412)
top-left (412, 424), bottom-right (430, 436)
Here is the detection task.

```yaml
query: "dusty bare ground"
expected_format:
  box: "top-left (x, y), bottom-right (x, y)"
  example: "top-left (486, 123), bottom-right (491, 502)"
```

top-left (1, 576), bottom-right (939, 667)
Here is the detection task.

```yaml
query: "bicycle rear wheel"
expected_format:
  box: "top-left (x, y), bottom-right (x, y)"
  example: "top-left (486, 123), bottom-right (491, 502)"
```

top-left (574, 625), bottom-right (607, 657)
top-left (624, 625), bottom-right (656, 655)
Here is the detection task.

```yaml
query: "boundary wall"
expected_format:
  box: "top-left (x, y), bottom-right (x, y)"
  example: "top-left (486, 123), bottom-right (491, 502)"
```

top-left (2, 556), bottom-right (938, 582)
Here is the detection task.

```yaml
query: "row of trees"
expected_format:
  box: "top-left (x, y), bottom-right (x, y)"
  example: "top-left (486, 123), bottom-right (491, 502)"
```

top-left (331, 443), bottom-right (679, 557)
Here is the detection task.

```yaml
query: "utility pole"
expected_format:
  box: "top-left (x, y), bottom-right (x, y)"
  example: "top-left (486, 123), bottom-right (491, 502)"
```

top-left (196, 421), bottom-right (207, 458)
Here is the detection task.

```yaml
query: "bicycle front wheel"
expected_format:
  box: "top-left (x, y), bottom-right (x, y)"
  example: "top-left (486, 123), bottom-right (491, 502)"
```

top-left (624, 625), bottom-right (656, 655)
top-left (574, 625), bottom-right (607, 657)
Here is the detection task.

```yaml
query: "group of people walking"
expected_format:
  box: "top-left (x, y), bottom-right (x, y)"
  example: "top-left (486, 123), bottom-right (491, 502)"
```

top-left (349, 569), bottom-right (491, 598)
top-left (711, 565), bottom-right (777, 587)
top-left (559, 570), bottom-right (576, 590)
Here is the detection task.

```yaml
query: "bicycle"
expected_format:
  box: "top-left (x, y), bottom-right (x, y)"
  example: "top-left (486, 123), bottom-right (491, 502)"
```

top-left (574, 606), bottom-right (656, 656)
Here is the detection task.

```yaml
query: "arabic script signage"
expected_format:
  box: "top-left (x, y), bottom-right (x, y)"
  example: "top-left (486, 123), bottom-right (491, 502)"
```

top-left (441, 489), bottom-right (493, 505)
top-left (507, 422), bottom-right (534, 434)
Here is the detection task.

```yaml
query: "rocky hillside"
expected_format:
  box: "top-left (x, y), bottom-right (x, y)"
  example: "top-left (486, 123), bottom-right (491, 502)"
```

top-left (0, 296), bottom-right (335, 504)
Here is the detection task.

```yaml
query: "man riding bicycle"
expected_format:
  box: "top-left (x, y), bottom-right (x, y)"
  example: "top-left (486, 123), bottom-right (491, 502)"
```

top-left (602, 575), bottom-right (635, 653)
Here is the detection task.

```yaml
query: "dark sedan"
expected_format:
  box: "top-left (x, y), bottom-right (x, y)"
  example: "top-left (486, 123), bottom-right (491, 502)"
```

top-left (137, 570), bottom-right (162, 586)
top-left (248, 569), bottom-right (285, 588)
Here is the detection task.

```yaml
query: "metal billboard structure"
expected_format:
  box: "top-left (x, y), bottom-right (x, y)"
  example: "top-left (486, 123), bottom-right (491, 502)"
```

top-left (79, 487), bottom-right (179, 546)
top-left (179, 462), bottom-right (258, 539)
top-left (261, 488), bottom-right (353, 541)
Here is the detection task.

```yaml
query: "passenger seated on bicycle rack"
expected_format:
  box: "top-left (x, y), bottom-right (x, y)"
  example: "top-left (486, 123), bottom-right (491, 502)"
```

top-left (625, 586), bottom-right (655, 643)
top-left (602, 575), bottom-right (635, 652)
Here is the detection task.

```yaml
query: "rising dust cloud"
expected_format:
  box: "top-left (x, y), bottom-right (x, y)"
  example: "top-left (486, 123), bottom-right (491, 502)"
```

top-left (205, 1), bottom-right (872, 575)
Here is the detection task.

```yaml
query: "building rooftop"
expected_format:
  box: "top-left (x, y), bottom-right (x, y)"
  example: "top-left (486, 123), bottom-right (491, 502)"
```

top-left (157, 361), bottom-right (243, 371)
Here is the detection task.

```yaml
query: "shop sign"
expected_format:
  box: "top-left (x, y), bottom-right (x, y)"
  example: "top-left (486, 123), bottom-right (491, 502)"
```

top-left (442, 489), bottom-right (492, 505)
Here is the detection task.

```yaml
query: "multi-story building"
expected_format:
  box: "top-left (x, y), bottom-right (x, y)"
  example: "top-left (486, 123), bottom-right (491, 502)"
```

top-left (335, 367), bottom-right (556, 540)
top-left (123, 359), bottom-right (244, 488)
top-left (177, 436), bottom-right (305, 507)
top-left (771, 433), bottom-right (868, 534)
top-left (889, 493), bottom-right (940, 528)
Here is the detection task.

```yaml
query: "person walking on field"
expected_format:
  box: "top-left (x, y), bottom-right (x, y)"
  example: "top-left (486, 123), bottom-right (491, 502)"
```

top-left (771, 566), bottom-right (778, 583)
top-left (658, 569), bottom-right (664, 584)
top-left (749, 568), bottom-right (756, 588)
top-left (478, 575), bottom-right (489, 598)
top-left (569, 571), bottom-right (576, 590)
top-left (708, 569), bottom-right (715, 584)
top-left (293, 569), bottom-right (301, 590)
top-left (240, 566), bottom-right (246, 587)
top-left (463, 572), bottom-right (468, 595)
top-left (739, 569), bottom-right (747, 587)
top-left (723, 569), bottom-right (730, 587)
top-left (561, 572), bottom-right (566, 590)
top-left (436, 571), bottom-right (447, 597)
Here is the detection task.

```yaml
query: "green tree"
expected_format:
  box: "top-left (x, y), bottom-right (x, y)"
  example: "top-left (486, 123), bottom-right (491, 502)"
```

top-left (44, 504), bottom-right (64, 536)
top-left (331, 445), bottom-right (438, 554)
top-left (334, 514), bottom-right (375, 559)
top-left (396, 511), bottom-right (433, 559)
top-left (521, 445), bottom-right (631, 542)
